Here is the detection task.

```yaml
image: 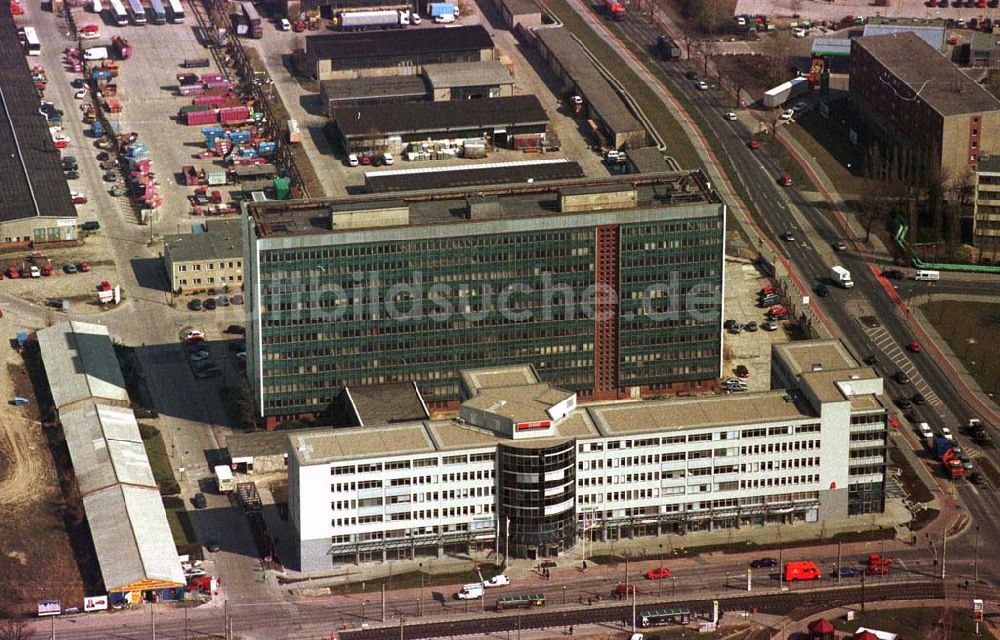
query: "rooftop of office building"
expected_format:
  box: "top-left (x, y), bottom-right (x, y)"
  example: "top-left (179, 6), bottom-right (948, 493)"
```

top-left (247, 172), bottom-right (720, 239)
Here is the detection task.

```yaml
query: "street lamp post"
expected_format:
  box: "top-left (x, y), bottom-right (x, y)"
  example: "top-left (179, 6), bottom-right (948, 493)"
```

top-left (974, 526), bottom-right (980, 583)
top-left (361, 599), bottom-right (368, 622)
top-left (419, 564), bottom-right (424, 617)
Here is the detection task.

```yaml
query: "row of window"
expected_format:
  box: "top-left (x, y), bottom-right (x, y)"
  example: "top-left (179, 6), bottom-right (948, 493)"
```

top-left (330, 472), bottom-right (495, 493)
top-left (176, 261), bottom-right (241, 271)
top-left (332, 503), bottom-right (492, 527)
top-left (177, 275), bottom-right (241, 286)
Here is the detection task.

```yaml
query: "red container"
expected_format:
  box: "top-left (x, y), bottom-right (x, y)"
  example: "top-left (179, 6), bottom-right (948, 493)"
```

top-left (200, 73), bottom-right (224, 83)
top-left (205, 80), bottom-right (232, 90)
top-left (219, 106), bottom-right (250, 124)
top-left (193, 95), bottom-right (231, 107)
top-left (185, 110), bottom-right (219, 126)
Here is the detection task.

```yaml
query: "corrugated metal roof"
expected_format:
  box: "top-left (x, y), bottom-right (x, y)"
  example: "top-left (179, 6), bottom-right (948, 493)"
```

top-left (812, 37), bottom-right (852, 57)
top-left (422, 61), bottom-right (514, 89)
top-left (862, 23), bottom-right (945, 52)
top-left (84, 485), bottom-right (185, 590)
top-left (37, 322), bottom-right (129, 409)
top-left (61, 402), bottom-right (155, 495)
top-left (332, 95), bottom-right (547, 137)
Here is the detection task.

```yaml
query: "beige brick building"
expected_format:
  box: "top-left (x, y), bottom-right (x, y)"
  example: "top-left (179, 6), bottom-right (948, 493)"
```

top-left (850, 32), bottom-right (1000, 182)
top-left (973, 156), bottom-right (1000, 261)
top-left (163, 218), bottom-right (243, 293)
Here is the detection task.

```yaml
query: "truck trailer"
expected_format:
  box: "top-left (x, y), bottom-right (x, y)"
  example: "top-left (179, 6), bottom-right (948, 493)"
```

top-left (337, 9), bottom-right (407, 29)
top-left (830, 265), bottom-right (854, 288)
top-left (656, 34), bottom-right (681, 59)
top-left (763, 76), bottom-right (809, 108)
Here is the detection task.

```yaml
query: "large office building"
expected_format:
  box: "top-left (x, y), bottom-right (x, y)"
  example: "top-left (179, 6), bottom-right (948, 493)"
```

top-left (849, 32), bottom-right (1000, 181)
top-left (286, 339), bottom-right (890, 571)
top-left (242, 172), bottom-right (726, 428)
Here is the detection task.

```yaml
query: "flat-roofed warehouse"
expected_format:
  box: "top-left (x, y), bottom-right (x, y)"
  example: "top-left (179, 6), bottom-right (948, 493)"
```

top-left (533, 27), bottom-right (647, 150)
top-left (320, 76), bottom-right (429, 115)
top-left (491, 0), bottom-right (542, 30)
top-left (36, 322), bottom-right (185, 604)
top-left (306, 25), bottom-right (496, 80)
top-left (422, 61), bottom-right (515, 101)
top-left (329, 95), bottom-right (549, 153)
top-left (365, 159), bottom-right (585, 193)
top-left (0, 1), bottom-right (78, 246)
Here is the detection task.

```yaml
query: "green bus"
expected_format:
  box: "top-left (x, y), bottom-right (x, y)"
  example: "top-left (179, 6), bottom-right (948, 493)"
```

top-left (496, 594), bottom-right (545, 611)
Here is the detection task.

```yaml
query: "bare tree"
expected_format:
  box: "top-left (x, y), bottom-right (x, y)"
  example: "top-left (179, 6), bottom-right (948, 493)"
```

top-left (694, 0), bottom-right (728, 35)
top-left (0, 619), bottom-right (35, 640)
top-left (682, 34), bottom-right (696, 60)
top-left (759, 31), bottom-right (796, 87)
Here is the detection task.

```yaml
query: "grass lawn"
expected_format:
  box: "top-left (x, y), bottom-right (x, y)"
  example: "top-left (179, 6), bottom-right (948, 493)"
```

top-left (834, 607), bottom-right (982, 637)
top-left (162, 496), bottom-right (198, 554)
top-left (790, 106), bottom-right (870, 198)
top-left (922, 300), bottom-right (1000, 400)
top-left (141, 423), bottom-right (180, 496)
top-left (540, 0), bottom-right (702, 169)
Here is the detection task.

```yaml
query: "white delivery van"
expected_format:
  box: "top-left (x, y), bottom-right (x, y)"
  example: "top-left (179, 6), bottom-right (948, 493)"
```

top-left (214, 464), bottom-right (235, 493)
top-left (914, 269), bottom-right (940, 281)
top-left (456, 583), bottom-right (484, 600)
top-left (83, 47), bottom-right (108, 61)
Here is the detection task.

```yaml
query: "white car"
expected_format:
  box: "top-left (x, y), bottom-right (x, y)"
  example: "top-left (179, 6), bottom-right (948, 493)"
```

top-left (382, 152), bottom-right (394, 165)
top-left (29, 265), bottom-right (41, 278)
top-left (410, 13), bottom-right (421, 24)
top-left (723, 111), bottom-right (737, 121)
top-left (74, 89), bottom-right (87, 99)
top-left (279, 18), bottom-right (291, 30)
top-left (793, 28), bottom-right (806, 38)
top-left (941, 427), bottom-right (953, 441)
top-left (185, 567), bottom-right (207, 578)
top-left (779, 109), bottom-right (795, 120)
top-left (347, 153), bottom-right (359, 167)
top-left (918, 423), bottom-right (933, 439)
top-left (695, 80), bottom-right (709, 90)
top-left (483, 574), bottom-right (510, 588)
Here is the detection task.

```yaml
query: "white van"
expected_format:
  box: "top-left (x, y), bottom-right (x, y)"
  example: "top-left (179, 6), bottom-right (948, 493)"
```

top-left (456, 583), bottom-right (484, 600)
top-left (83, 47), bottom-right (108, 61)
top-left (914, 269), bottom-right (940, 281)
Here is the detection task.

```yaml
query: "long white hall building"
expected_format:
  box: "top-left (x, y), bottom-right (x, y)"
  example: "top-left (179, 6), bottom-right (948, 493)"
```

top-left (287, 340), bottom-right (890, 571)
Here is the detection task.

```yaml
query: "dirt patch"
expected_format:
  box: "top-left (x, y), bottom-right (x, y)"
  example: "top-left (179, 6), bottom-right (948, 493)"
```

top-left (0, 352), bottom-right (86, 616)
top-left (889, 445), bottom-right (934, 504)
top-left (922, 300), bottom-right (1000, 400)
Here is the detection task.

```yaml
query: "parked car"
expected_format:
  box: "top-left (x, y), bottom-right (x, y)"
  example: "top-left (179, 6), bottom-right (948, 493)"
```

top-left (762, 320), bottom-right (779, 331)
top-left (913, 393), bottom-right (927, 405)
top-left (894, 371), bottom-right (910, 384)
top-left (5, 266), bottom-right (19, 279)
top-left (102, 171), bottom-right (117, 182)
top-left (218, 294), bottom-right (230, 307)
top-left (74, 89), bottom-right (87, 99)
top-left (745, 321), bottom-right (758, 332)
top-left (835, 567), bottom-right (860, 578)
top-left (63, 263), bottom-right (77, 274)
top-left (65, 170), bottom-right (80, 180)
top-left (205, 540), bottom-right (221, 553)
top-left (224, 324), bottom-right (245, 335)
top-left (29, 265), bottom-right (40, 278)
top-left (347, 153), bottom-right (359, 167)
top-left (81, 220), bottom-right (101, 231)
top-left (382, 152), bottom-right (395, 165)
top-left (71, 192), bottom-right (88, 205)
top-left (188, 298), bottom-right (203, 311)
top-left (735, 364), bottom-right (750, 378)
top-left (192, 492), bottom-right (207, 509)
top-left (181, 329), bottom-right (205, 341)
top-left (723, 111), bottom-right (737, 121)
top-left (203, 298), bottom-right (217, 311)
top-left (862, 354), bottom-right (879, 366)
top-left (231, 294), bottom-right (244, 305)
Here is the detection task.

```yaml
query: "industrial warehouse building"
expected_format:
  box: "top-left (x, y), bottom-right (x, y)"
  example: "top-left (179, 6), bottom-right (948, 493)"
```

top-left (328, 94), bottom-right (549, 153)
top-left (241, 172), bottom-right (725, 427)
top-left (364, 159), bottom-right (585, 193)
top-left (320, 76), bottom-right (430, 115)
top-left (306, 26), bottom-right (496, 80)
top-left (849, 32), bottom-right (1000, 181)
top-left (422, 61), bottom-right (515, 101)
top-left (37, 322), bottom-right (185, 602)
top-left (491, 0), bottom-right (543, 30)
top-left (287, 339), bottom-right (890, 570)
top-left (533, 26), bottom-right (647, 149)
top-left (0, 2), bottom-right (78, 247)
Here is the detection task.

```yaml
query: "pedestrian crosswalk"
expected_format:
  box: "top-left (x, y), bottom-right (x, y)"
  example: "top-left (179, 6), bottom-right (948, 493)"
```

top-left (861, 323), bottom-right (941, 407)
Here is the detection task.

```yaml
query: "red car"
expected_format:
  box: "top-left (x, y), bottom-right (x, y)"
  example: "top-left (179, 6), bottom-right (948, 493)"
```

top-left (735, 364), bottom-right (750, 378)
top-left (645, 567), bottom-right (672, 580)
top-left (612, 583), bottom-right (639, 598)
top-left (748, 139), bottom-right (760, 150)
top-left (907, 341), bottom-right (922, 353)
top-left (6, 266), bottom-right (19, 279)
top-left (77, 261), bottom-right (91, 272)
top-left (759, 285), bottom-right (776, 296)
top-left (780, 174), bottom-right (793, 187)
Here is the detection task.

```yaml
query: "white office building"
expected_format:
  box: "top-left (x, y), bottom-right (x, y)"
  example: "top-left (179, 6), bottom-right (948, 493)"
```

top-left (287, 340), bottom-right (889, 571)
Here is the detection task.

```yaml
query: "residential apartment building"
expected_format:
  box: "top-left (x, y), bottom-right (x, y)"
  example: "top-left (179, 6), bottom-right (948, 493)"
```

top-left (286, 340), bottom-right (890, 571)
top-left (973, 155), bottom-right (1000, 261)
top-left (163, 218), bottom-right (244, 293)
top-left (849, 32), bottom-right (1000, 181)
top-left (242, 172), bottom-right (726, 428)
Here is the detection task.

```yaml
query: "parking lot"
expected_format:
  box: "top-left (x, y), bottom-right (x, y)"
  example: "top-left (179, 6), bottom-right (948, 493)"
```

top-left (734, 0), bottom-right (1000, 21)
top-left (722, 258), bottom-right (791, 391)
top-left (243, 8), bottom-right (610, 197)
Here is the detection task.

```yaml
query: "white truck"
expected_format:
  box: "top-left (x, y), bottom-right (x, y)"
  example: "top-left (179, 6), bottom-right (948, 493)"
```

top-left (763, 76), bottom-right (809, 108)
top-left (214, 464), bottom-right (235, 493)
top-left (337, 9), bottom-right (408, 30)
top-left (830, 265), bottom-right (854, 288)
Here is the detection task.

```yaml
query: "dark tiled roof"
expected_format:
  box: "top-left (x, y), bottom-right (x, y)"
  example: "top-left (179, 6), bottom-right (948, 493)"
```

top-left (853, 32), bottom-right (1000, 116)
top-left (332, 95), bottom-right (547, 136)
top-left (347, 382), bottom-right (429, 426)
top-left (365, 160), bottom-right (584, 193)
top-left (321, 75), bottom-right (428, 103)
top-left (0, 3), bottom-right (76, 223)
top-left (307, 25), bottom-right (494, 61)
